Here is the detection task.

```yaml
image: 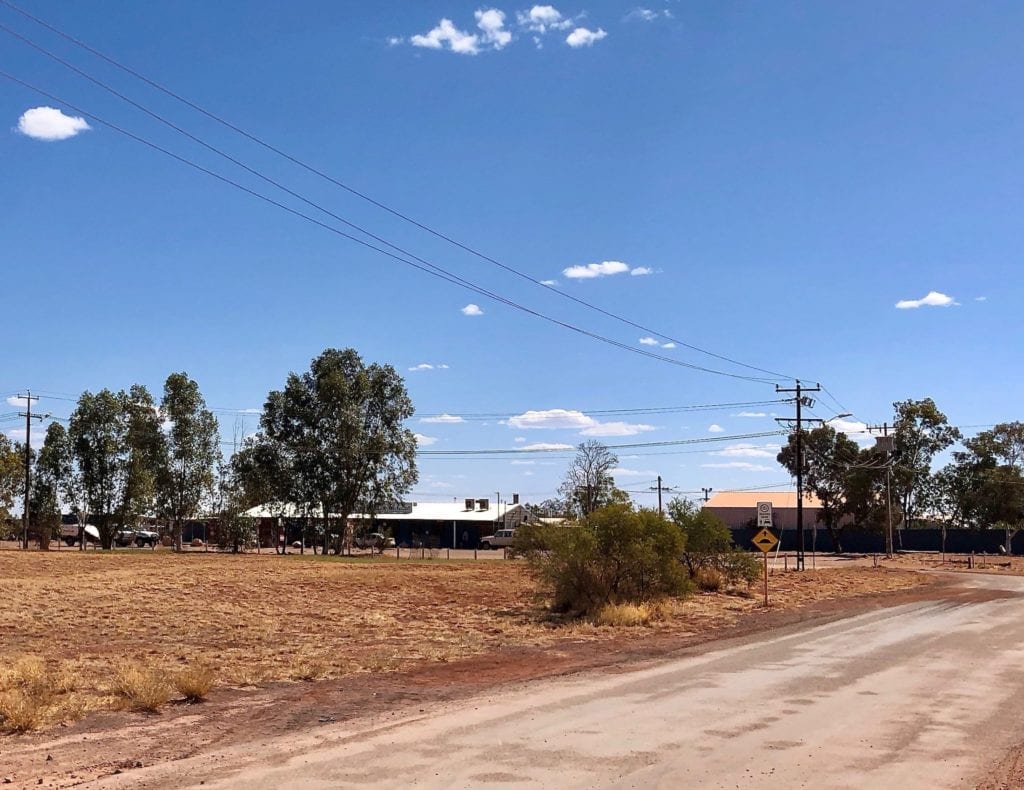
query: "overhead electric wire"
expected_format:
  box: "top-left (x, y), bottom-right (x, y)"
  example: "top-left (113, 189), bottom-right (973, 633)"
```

top-left (416, 430), bottom-right (784, 455)
top-left (0, 0), bottom-right (795, 383)
top-left (0, 70), bottom-right (782, 385)
top-left (416, 399), bottom-right (787, 420)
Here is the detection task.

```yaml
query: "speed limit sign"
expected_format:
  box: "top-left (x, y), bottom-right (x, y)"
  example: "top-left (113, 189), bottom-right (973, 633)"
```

top-left (756, 501), bottom-right (773, 528)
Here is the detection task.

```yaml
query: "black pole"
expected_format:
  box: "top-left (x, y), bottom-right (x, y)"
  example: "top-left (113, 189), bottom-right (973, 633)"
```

top-left (795, 387), bottom-right (804, 572)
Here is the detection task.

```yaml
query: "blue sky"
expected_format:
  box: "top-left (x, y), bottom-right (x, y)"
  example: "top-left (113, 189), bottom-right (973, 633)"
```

top-left (2, 0), bottom-right (1022, 508)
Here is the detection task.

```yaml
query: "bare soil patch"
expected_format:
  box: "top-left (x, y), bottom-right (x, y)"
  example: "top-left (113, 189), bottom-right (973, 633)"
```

top-left (0, 551), bottom-right (932, 787)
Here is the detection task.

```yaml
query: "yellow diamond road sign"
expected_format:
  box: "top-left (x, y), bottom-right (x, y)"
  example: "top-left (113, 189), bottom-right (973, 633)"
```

top-left (752, 528), bottom-right (779, 553)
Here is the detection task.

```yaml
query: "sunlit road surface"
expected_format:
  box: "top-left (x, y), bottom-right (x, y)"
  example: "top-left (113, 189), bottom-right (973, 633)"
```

top-left (106, 573), bottom-right (1024, 790)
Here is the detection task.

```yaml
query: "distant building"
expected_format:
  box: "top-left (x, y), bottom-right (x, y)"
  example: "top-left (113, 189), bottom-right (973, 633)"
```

top-left (703, 490), bottom-right (822, 531)
top-left (364, 498), bottom-right (539, 549)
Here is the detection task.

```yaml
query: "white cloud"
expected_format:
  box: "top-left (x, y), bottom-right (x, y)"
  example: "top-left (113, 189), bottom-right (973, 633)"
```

top-left (476, 8), bottom-right (512, 48)
top-left (828, 418), bottom-right (875, 446)
top-left (708, 424), bottom-right (724, 433)
top-left (540, 279), bottom-right (558, 286)
top-left (625, 8), bottom-right (672, 22)
top-left (387, 36), bottom-right (404, 46)
top-left (17, 107), bottom-right (91, 141)
top-left (630, 266), bottom-right (653, 276)
top-left (580, 421), bottom-right (656, 437)
top-left (420, 413), bottom-right (465, 424)
top-left (566, 27), bottom-right (607, 47)
top-left (411, 18), bottom-right (480, 54)
top-left (639, 336), bottom-right (659, 346)
top-left (414, 433), bottom-right (438, 446)
top-left (517, 5), bottom-right (573, 33)
top-left (514, 436), bottom-right (526, 443)
top-left (563, 261), bottom-right (630, 279)
top-left (610, 467), bottom-right (658, 477)
top-left (975, 296), bottom-right (988, 302)
top-left (519, 442), bottom-right (574, 451)
top-left (510, 460), bottom-right (536, 465)
top-left (712, 443), bottom-right (781, 459)
top-left (734, 411), bottom-right (767, 418)
top-left (461, 303), bottom-right (484, 316)
top-left (701, 461), bottom-right (772, 471)
top-left (6, 396), bottom-right (29, 407)
top-left (409, 363), bottom-right (433, 371)
top-left (661, 342), bottom-right (675, 349)
top-left (509, 408), bottom-right (593, 430)
top-left (895, 291), bottom-right (958, 309)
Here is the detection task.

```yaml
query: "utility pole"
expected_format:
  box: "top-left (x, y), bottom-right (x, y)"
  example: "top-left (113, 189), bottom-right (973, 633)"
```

top-left (16, 391), bottom-right (41, 551)
top-left (868, 422), bottom-right (895, 558)
top-left (701, 487), bottom-right (713, 503)
top-left (648, 476), bottom-right (678, 515)
top-left (775, 381), bottom-right (821, 571)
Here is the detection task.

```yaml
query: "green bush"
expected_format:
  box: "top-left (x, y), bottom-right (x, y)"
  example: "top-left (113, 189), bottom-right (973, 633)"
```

top-left (515, 504), bottom-right (690, 615)
top-left (668, 497), bottom-right (761, 586)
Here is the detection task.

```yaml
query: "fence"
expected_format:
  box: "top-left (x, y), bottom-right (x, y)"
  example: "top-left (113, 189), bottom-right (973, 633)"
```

top-left (730, 526), bottom-right (1024, 555)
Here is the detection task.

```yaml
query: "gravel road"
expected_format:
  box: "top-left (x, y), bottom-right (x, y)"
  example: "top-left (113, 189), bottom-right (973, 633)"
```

top-left (101, 572), bottom-right (1024, 789)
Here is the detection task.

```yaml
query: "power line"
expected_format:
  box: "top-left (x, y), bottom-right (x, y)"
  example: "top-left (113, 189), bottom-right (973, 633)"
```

top-left (0, 70), bottom-right (778, 385)
top-left (0, 0), bottom-right (796, 383)
top-left (417, 430), bottom-right (784, 455)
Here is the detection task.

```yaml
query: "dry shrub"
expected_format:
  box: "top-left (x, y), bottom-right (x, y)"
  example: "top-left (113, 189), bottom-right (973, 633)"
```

top-left (0, 689), bottom-right (48, 732)
top-left (288, 653), bottom-right (327, 682)
top-left (111, 664), bottom-right (171, 712)
top-left (695, 568), bottom-right (725, 593)
top-left (174, 664), bottom-right (215, 702)
top-left (594, 602), bottom-right (655, 627)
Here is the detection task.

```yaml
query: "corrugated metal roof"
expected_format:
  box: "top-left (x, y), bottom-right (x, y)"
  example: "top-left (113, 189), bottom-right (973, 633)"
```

top-left (242, 502), bottom-right (522, 522)
top-left (703, 490), bottom-right (821, 509)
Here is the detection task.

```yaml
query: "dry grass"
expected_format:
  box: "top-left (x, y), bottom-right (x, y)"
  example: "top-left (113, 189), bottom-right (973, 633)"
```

top-left (174, 664), bottom-right (216, 702)
top-left (0, 551), bottom-right (930, 731)
top-left (110, 664), bottom-right (172, 712)
top-left (593, 602), bottom-right (658, 627)
top-left (694, 567), bottom-right (725, 592)
top-left (0, 655), bottom-right (81, 732)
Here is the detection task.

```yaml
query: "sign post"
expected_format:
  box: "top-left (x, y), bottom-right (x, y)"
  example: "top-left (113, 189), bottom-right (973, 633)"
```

top-left (752, 527), bottom-right (779, 607)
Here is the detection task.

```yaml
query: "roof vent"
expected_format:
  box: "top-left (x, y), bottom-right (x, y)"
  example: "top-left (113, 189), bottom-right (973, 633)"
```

top-left (512, 493), bottom-right (520, 505)
top-left (477, 498), bottom-right (490, 511)
top-left (464, 498), bottom-right (475, 511)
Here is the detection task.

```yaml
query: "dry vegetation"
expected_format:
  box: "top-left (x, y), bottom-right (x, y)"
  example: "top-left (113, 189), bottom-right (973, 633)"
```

top-left (0, 550), bottom-right (928, 732)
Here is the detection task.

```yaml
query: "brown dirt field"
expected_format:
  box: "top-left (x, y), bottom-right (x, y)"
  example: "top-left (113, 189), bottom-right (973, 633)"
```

top-left (0, 551), bottom-right (933, 787)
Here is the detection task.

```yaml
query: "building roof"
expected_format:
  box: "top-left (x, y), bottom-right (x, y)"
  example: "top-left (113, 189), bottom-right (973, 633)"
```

top-left (704, 490), bottom-right (821, 509)
top-left (370, 502), bottom-right (522, 522)
top-left (242, 501), bottom-right (523, 522)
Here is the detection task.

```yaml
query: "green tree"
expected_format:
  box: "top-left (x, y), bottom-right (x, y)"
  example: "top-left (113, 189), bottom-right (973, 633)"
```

top-left (558, 440), bottom-right (619, 519)
top-left (891, 398), bottom-right (960, 533)
top-left (0, 434), bottom-right (24, 536)
top-left (777, 426), bottom-right (860, 553)
top-left (667, 497), bottom-right (759, 583)
top-left (69, 387), bottom-right (163, 549)
top-left (257, 348), bottom-right (418, 554)
top-left (30, 422), bottom-right (71, 549)
top-left (156, 373), bottom-right (220, 551)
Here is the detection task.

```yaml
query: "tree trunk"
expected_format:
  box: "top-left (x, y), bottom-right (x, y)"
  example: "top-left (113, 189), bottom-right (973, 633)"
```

top-left (174, 521), bottom-right (183, 552)
top-left (827, 525), bottom-right (843, 554)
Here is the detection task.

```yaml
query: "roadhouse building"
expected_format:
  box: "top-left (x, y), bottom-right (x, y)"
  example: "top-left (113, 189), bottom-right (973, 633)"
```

top-left (703, 490), bottom-right (823, 531)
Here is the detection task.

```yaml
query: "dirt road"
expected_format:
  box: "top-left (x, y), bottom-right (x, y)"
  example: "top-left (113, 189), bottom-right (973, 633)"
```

top-left (90, 572), bottom-right (1024, 789)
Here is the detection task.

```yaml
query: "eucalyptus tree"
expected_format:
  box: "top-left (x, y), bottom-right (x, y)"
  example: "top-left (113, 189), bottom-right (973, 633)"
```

top-left (256, 348), bottom-right (418, 553)
top-left (30, 422), bottom-right (71, 549)
top-left (891, 398), bottom-right (960, 531)
top-left (156, 372), bottom-right (220, 551)
top-left (558, 440), bottom-right (619, 519)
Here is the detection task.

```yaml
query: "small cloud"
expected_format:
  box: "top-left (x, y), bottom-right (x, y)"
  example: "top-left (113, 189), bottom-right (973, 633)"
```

top-left (414, 433), bottom-right (438, 446)
top-left (625, 8), bottom-right (672, 22)
top-left (566, 27), bottom-right (607, 47)
top-left (639, 336), bottom-right (659, 346)
top-left (579, 421), bottom-right (656, 437)
top-left (17, 107), bottom-right (91, 141)
top-left (610, 467), bottom-right (658, 477)
top-left (708, 424), bottom-right (724, 433)
top-left (411, 18), bottom-right (480, 54)
top-left (519, 442), bottom-right (574, 451)
top-left (975, 296), bottom-right (987, 302)
top-left (518, 5), bottom-right (574, 33)
top-left (514, 437), bottom-right (526, 443)
top-left (712, 443), bottom-right (780, 459)
top-left (630, 266), bottom-right (653, 276)
top-left (540, 279), bottom-right (558, 286)
top-left (386, 36), bottom-right (404, 46)
top-left (661, 342), bottom-right (675, 349)
top-left (420, 413), bottom-right (465, 424)
top-left (830, 418), bottom-right (875, 446)
top-left (564, 261), bottom-right (630, 279)
top-left (461, 303), bottom-right (484, 316)
top-left (895, 291), bottom-right (958, 309)
top-left (509, 408), bottom-right (593, 430)
top-left (408, 363), bottom-right (434, 371)
top-left (6, 396), bottom-right (29, 407)
top-left (734, 411), bottom-right (767, 418)
top-left (475, 8), bottom-right (512, 49)
top-left (701, 461), bottom-right (772, 472)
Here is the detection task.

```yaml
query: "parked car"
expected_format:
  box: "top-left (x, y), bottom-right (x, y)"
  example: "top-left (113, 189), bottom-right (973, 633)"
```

top-left (133, 528), bottom-right (159, 547)
top-left (114, 528), bottom-right (137, 547)
top-left (479, 528), bottom-right (516, 550)
top-left (354, 532), bottom-right (395, 549)
top-left (61, 524), bottom-right (100, 546)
